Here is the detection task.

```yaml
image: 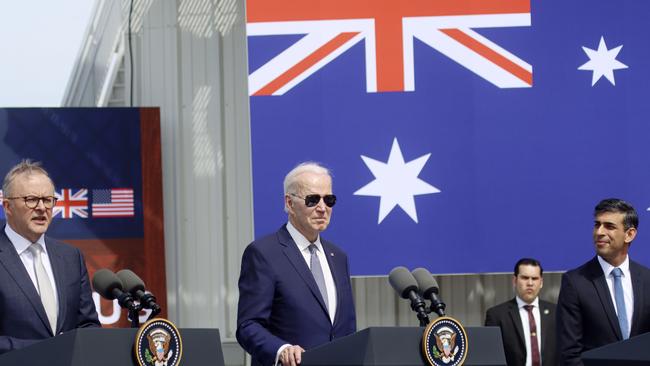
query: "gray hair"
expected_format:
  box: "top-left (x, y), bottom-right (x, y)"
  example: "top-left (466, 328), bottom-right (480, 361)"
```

top-left (2, 160), bottom-right (53, 197)
top-left (283, 162), bottom-right (332, 196)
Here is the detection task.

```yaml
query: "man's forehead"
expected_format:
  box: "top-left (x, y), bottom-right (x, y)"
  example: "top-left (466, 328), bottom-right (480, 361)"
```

top-left (10, 173), bottom-right (54, 191)
top-left (517, 264), bottom-right (541, 277)
top-left (595, 211), bottom-right (625, 225)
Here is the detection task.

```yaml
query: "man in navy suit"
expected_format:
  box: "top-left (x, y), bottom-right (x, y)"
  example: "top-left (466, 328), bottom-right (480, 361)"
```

top-left (557, 198), bottom-right (650, 365)
top-left (0, 160), bottom-right (100, 354)
top-left (236, 162), bottom-right (356, 366)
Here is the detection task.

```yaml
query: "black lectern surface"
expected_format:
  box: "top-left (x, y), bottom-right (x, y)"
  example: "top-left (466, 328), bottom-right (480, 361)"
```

top-left (582, 332), bottom-right (650, 366)
top-left (301, 326), bottom-right (506, 366)
top-left (0, 328), bottom-right (224, 366)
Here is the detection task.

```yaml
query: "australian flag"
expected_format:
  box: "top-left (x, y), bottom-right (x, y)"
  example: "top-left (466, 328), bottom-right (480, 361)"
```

top-left (246, 0), bottom-right (650, 275)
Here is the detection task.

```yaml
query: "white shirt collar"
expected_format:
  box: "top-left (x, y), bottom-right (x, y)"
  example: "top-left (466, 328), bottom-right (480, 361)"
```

top-left (4, 224), bottom-right (46, 255)
top-left (598, 254), bottom-right (630, 277)
top-left (516, 295), bottom-right (540, 309)
top-left (286, 221), bottom-right (323, 253)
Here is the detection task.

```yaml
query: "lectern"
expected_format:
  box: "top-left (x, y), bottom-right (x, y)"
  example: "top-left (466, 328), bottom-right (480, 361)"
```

top-left (0, 328), bottom-right (224, 366)
top-left (301, 326), bottom-right (506, 366)
top-left (583, 332), bottom-right (650, 365)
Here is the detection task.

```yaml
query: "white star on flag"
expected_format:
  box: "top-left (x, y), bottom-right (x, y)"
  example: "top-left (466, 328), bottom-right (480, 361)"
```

top-left (578, 36), bottom-right (628, 86)
top-left (354, 138), bottom-right (440, 224)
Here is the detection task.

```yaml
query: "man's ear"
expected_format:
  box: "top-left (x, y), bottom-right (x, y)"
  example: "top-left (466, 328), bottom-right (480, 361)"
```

top-left (625, 227), bottom-right (637, 244)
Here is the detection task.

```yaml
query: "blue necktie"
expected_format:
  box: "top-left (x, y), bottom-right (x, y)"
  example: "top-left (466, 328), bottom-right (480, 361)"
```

top-left (611, 267), bottom-right (629, 339)
top-left (308, 244), bottom-right (328, 311)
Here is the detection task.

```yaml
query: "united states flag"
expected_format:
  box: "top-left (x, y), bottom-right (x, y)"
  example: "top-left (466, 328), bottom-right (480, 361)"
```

top-left (91, 188), bottom-right (135, 217)
top-left (0, 190), bottom-right (4, 220)
top-left (54, 189), bottom-right (88, 219)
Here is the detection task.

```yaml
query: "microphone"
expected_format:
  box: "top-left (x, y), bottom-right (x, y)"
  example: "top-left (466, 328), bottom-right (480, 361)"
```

top-left (92, 269), bottom-right (138, 312)
top-left (116, 269), bottom-right (161, 313)
top-left (388, 266), bottom-right (430, 326)
top-left (412, 267), bottom-right (446, 317)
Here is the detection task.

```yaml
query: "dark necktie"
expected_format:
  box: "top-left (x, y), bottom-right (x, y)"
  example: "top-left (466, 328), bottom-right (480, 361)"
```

top-left (308, 244), bottom-right (329, 310)
top-left (611, 268), bottom-right (629, 339)
top-left (523, 305), bottom-right (541, 366)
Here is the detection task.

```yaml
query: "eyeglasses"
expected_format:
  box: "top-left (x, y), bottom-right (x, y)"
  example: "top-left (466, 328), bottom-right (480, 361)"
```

top-left (289, 193), bottom-right (337, 208)
top-left (5, 196), bottom-right (58, 209)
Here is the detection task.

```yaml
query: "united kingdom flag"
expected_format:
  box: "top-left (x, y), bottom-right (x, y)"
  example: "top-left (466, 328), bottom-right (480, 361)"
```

top-left (247, 0), bottom-right (531, 95)
top-left (54, 189), bottom-right (88, 219)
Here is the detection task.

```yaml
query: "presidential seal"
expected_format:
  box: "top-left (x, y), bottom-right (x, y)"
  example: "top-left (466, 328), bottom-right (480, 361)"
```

top-left (422, 316), bottom-right (468, 366)
top-left (135, 318), bottom-right (183, 366)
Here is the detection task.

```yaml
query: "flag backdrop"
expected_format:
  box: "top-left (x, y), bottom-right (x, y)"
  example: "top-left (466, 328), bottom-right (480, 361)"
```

top-left (246, 0), bottom-right (650, 275)
top-left (0, 108), bottom-right (166, 326)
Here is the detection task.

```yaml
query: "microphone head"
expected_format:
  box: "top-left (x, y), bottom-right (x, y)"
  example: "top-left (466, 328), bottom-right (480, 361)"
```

top-left (116, 269), bottom-right (146, 294)
top-left (412, 267), bottom-right (439, 297)
top-left (92, 269), bottom-right (123, 300)
top-left (388, 266), bottom-right (419, 299)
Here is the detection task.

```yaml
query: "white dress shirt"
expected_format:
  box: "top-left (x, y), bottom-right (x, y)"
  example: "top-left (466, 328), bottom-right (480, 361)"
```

top-left (597, 255), bottom-right (633, 338)
top-left (4, 225), bottom-right (59, 307)
top-left (516, 296), bottom-right (542, 366)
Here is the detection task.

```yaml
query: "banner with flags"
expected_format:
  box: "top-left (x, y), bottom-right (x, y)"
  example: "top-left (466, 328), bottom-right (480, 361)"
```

top-left (246, 0), bottom-right (650, 275)
top-left (0, 108), bottom-right (166, 326)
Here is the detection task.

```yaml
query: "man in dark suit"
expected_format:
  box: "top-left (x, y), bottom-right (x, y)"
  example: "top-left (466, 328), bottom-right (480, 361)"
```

top-left (0, 160), bottom-right (100, 354)
top-left (485, 258), bottom-right (557, 366)
top-left (557, 198), bottom-right (650, 365)
top-left (236, 162), bottom-right (356, 366)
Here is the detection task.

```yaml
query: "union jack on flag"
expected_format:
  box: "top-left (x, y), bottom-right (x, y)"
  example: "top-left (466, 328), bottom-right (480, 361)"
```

top-left (92, 188), bottom-right (135, 218)
top-left (247, 0), bottom-right (531, 95)
top-left (54, 189), bottom-right (88, 219)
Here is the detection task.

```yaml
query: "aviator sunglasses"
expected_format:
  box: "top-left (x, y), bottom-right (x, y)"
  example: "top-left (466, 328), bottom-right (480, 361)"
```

top-left (289, 193), bottom-right (337, 208)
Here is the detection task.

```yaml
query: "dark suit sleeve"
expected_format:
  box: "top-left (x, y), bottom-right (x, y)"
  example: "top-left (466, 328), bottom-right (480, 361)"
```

top-left (557, 272), bottom-right (584, 366)
top-left (74, 249), bottom-right (100, 328)
top-left (485, 307), bottom-right (498, 327)
top-left (0, 337), bottom-right (41, 354)
top-left (236, 244), bottom-right (286, 366)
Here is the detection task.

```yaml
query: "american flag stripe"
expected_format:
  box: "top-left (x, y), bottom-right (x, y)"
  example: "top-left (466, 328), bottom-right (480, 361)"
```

top-left (92, 189), bottom-right (134, 217)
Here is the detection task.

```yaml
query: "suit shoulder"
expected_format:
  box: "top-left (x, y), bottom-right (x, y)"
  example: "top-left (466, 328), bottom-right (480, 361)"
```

top-left (321, 238), bottom-right (348, 257)
top-left (45, 237), bottom-right (82, 255)
top-left (242, 230), bottom-right (284, 258)
top-left (486, 299), bottom-right (514, 315)
top-left (540, 299), bottom-right (557, 310)
top-left (563, 258), bottom-right (597, 278)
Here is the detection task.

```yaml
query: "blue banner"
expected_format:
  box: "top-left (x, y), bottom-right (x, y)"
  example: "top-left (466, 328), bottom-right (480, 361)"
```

top-left (246, 1), bottom-right (650, 275)
top-left (0, 108), bottom-right (143, 239)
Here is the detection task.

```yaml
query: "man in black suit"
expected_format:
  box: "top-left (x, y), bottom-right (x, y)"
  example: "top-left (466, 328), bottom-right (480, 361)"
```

top-left (0, 160), bottom-right (100, 353)
top-left (557, 198), bottom-right (650, 365)
top-left (485, 258), bottom-right (557, 366)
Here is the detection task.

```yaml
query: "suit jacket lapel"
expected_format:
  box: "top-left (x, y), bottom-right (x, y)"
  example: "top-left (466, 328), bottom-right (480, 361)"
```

top-left (507, 299), bottom-right (526, 350)
top-left (45, 237), bottom-right (65, 334)
top-left (540, 301), bottom-right (552, 355)
top-left (322, 240), bottom-right (343, 325)
top-left (630, 261), bottom-right (644, 336)
top-left (277, 226), bottom-right (330, 317)
top-left (0, 231), bottom-right (53, 335)
top-left (587, 257), bottom-right (622, 339)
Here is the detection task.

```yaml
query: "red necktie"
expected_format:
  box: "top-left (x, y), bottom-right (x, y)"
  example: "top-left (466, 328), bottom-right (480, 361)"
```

top-left (523, 305), bottom-right (541, 366)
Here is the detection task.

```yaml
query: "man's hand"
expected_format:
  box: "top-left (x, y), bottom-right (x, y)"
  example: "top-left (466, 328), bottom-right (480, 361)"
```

top-left (280, 345), bottom-right (305, 366)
